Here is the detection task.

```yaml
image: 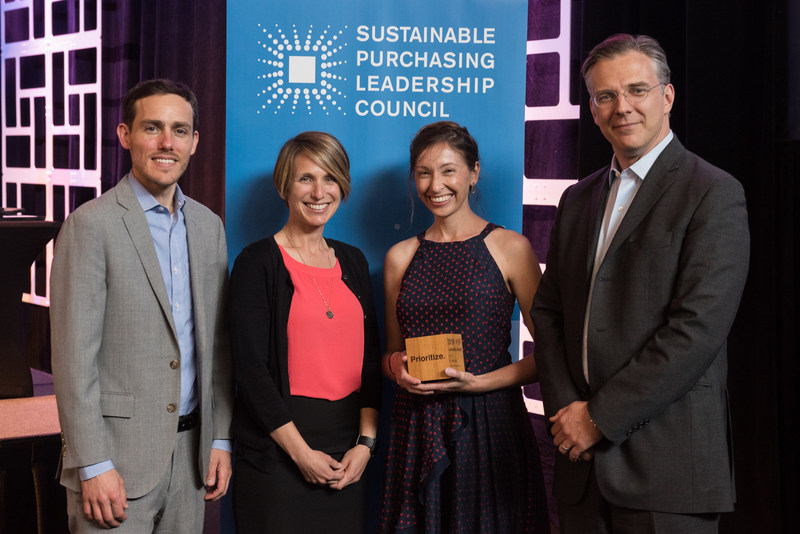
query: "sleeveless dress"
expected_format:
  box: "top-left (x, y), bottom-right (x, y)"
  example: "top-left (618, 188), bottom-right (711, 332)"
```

top-left (380, 223), bottom-right (550, 534)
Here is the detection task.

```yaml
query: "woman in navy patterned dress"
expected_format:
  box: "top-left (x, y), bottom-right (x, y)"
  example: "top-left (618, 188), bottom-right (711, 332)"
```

top-left (379, 121), bottom-right (550, 533)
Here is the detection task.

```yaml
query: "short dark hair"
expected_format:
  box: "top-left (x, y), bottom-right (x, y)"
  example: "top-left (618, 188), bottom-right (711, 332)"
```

top-left (273, 131), bottom-right (352, 202)
top-left (582, 34), bottom-right (671, 87)
top-left (409, 121), bottom-right (479, 175)
top-left (122, 79), bottom-right (199, 130)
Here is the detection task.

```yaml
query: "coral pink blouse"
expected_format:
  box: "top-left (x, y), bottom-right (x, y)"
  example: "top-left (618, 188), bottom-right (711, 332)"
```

top-left (280, 245), bottom-right (364, 400)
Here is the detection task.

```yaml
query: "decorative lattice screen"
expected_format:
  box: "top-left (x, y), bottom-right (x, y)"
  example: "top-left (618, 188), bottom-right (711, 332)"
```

top-left (1, 0), bottom-right (102, 306)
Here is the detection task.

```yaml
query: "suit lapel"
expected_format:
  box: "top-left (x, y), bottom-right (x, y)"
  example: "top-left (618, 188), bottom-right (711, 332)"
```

top-left (116, 175), bottom-right (179, 339)
top-left (185, 202), bottom-right (207, 380)
top-left (603, 139), bottom-right (684, 261)
top-left (586, 168), bottom-right (611, 278)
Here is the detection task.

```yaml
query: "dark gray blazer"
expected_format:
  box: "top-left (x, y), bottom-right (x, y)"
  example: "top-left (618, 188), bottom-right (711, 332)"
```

top-left (51, 174), bottom-right (234, 498)
top-left (532, 137), bottom-right (749, 513)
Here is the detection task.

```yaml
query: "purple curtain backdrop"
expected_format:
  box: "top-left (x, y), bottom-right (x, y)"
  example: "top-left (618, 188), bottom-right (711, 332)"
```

top-left (101, 0), bottom-right (227, 220)
top-left (1, 1), bottom-right (795, 533)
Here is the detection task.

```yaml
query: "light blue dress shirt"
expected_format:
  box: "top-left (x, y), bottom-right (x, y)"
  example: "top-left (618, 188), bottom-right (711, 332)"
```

top-left (80, 178), bottom-right (229, 481)
top-left (133, 179), bottom-right (197, 417)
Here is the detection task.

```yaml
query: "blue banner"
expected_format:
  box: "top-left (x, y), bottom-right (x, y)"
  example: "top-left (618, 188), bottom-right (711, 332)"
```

top-left (226, 0), bottom-right (528, 277)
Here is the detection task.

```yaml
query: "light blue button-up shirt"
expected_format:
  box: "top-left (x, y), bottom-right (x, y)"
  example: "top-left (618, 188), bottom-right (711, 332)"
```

top-left (132, 178), bottom-right (198, 417)
top-left (80, 177), bottom-right (229, 481)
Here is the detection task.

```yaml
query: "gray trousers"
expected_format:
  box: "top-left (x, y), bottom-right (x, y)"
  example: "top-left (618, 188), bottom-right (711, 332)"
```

top-left (67, 427), bottom-right (205, 533)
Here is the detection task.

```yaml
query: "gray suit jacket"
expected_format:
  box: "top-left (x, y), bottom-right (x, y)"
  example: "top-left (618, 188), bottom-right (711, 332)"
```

top-left (50, 174), bottom-right (234, 498)
top-left (532, 138), bottom-right (749, 513)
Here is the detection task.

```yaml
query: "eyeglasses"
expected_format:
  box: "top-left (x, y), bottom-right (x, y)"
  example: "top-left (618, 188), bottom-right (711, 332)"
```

top-left (591, 83), bottom-right (665, 109)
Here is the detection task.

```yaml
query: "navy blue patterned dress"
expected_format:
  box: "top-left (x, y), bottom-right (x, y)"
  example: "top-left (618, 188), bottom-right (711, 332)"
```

top-left (380, 224), bottom-right (550, 533)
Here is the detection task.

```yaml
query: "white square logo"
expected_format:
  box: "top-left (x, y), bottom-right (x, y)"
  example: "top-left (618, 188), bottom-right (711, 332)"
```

top-left (289, 56), bottom-right (316, 84)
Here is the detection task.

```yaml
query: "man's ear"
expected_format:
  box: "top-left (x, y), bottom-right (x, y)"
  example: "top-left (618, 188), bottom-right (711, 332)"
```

top-left (117, 123), bottom-right (131, 149)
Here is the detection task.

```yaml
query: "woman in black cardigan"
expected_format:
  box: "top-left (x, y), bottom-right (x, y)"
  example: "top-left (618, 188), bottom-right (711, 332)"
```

top-left (230, 131), bottom-right (381, 533)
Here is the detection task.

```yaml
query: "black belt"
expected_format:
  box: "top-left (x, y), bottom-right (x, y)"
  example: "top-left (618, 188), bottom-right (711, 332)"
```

top-left (178, 408), bottom-right (199, 432)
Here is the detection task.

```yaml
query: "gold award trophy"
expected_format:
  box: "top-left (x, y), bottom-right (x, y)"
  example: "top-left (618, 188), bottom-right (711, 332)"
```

top-left (404, 333), bottom-right (465, 382)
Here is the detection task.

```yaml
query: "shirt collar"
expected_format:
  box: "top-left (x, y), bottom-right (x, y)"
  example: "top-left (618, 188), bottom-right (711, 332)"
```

top-left (608, 130), bottom-right (674, 185)
top-left (128, 174), bottom-right (186, 213)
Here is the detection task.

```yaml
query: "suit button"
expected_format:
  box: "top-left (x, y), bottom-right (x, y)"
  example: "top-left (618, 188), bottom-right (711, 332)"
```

top-left (170, 360), bottom-right (179, 369)
top-left (167, 404), bottom-right (177, 413)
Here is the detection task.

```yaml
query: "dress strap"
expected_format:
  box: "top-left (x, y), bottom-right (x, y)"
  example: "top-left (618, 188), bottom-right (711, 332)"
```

top-left (478, 222), bottom-right (502, 239)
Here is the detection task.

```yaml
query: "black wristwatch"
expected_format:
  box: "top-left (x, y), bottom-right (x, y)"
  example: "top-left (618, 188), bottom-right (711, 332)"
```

top-left (356, 435), bottom-right (377, 457)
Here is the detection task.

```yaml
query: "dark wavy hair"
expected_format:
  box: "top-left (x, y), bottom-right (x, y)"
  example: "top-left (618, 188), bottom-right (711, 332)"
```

top-left (409, 121), bottom-right (480, 176)
top-left (122, 79), bottom-right (199, 130)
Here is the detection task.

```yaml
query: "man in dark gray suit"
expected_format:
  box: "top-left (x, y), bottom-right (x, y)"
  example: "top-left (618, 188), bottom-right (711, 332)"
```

top-left (51, 79), bottom-right (234, 532)
top-left (532, 34), bottom-right (749, 533)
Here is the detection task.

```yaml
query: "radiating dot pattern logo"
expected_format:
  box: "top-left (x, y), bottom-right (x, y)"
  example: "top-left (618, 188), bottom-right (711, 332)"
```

top-left (256, 24), bottom-right (348, 116)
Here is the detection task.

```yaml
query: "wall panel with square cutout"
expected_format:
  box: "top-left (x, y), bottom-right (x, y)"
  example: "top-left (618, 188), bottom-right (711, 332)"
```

top-left (1, 0), bottom-right (102, 307)
top-left (520, 0), bottom-right (582, 414)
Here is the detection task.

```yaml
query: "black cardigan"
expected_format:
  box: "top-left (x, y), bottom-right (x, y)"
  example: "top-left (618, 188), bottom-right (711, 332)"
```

top-left (229, 235), bottom-right (381, 470)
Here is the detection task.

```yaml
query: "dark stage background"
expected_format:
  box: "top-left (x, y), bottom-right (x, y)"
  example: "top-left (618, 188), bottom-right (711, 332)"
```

top-left (572, 2), bottom-right (797, 533)
top-left (2, 0), bottom-right (796, 532)
top-left (112, 1), bottom-right (800, 529)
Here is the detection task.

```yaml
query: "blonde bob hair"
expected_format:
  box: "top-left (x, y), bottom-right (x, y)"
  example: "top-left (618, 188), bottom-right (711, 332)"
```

top-left (273, 131), bottom-right (351, 202)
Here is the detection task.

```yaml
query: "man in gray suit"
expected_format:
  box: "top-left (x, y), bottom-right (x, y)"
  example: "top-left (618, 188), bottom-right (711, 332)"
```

top-left (532, 34), bottom-right (749, 533)
top-left (51, 79), bottom-right (234, 532)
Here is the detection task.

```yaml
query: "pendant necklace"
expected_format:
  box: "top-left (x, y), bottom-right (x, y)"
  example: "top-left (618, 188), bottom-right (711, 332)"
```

top-left (284, 230), bottom-right (335, 319)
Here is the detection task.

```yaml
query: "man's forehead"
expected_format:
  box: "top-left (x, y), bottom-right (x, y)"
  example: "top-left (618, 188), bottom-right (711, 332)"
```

top-left (133, 94), bottom-right (194, 123)
top-left (587, 52), bottom-right (658, 89)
